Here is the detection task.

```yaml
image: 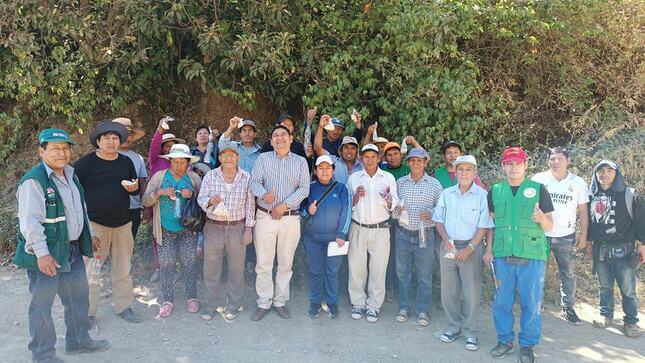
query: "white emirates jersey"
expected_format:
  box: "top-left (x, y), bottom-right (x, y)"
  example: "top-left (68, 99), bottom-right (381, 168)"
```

top-left (532, 171), bottom-right (589, 238)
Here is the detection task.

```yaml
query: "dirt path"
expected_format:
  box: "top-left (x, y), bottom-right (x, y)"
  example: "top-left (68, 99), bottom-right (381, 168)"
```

top-left (1, 267), bottom-right (643, 363)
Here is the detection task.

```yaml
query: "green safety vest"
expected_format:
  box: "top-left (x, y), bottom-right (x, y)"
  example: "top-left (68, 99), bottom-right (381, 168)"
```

top-left (491, 179), bottom-right (548, 261)
top-left (13, 162), bottom-right (93, 272)
top-left (434, 166), bottom-right (456, 189)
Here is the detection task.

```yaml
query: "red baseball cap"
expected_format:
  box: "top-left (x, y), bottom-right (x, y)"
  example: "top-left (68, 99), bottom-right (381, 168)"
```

top-left (501, 146), bottom-right (527, 163)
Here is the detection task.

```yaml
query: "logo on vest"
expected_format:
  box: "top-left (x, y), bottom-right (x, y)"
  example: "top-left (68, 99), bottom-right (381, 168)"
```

top-left (46, 187), bottom-right (56, 199)
top-left (523, 187), bottom-right (537, 198)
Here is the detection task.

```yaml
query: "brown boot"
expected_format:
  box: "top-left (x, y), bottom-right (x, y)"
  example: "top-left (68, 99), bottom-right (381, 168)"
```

top-left (623, 323), bottom-right (642, 338)
top-left (274, 306), bottom-right (291, 319)
top-left (251, 307), bottom-right (270, 321)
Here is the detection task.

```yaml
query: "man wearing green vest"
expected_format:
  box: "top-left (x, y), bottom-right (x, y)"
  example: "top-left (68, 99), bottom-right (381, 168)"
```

top-left (15, 129), bottom-right (110, 363)
top-left (483, 146), bottom-right (554, 363)
top-left (433, 140), bottom-right (486, 189)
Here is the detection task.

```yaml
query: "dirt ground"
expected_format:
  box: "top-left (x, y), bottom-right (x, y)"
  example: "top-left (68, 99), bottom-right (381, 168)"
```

top-left (1, 265), bottom-right (643, 363)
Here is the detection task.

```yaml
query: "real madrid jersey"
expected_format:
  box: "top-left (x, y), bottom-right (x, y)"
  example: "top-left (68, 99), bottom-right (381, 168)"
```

top-left (532, 171), bottom-right (589, 237)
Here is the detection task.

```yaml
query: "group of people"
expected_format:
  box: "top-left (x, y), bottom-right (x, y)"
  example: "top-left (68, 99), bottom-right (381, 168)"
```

top-left (15, 109), bottom-right (644, 363)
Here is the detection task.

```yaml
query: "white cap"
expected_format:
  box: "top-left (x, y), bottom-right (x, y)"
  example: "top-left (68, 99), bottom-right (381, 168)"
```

top-left (315, 155), bottom-right (334, 167)
top-left (361, 144), bottom-right (380, 154)
top-left (454, 155), bottom-right (477, 167)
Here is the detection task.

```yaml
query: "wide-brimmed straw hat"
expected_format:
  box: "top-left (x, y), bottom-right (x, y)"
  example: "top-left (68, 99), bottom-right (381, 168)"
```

top-left (159, 144), bottom-right (200, 163)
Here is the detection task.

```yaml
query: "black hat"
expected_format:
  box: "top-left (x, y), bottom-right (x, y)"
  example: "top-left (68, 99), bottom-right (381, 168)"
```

top-left (89, 120), bottom-right (128, 148)
top-left (440, 140), bottom-right (462, 155)
top-left (276, 113), bottom-right (295, 125)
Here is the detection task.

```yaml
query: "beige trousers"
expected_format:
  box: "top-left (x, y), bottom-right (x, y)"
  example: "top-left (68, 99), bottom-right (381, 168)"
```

top-left (253, 210), bottom-right (301, 309)
top-left (85, 221), bottom-right (134, 315)
top-left (348, 224), bottom-right (390, 310)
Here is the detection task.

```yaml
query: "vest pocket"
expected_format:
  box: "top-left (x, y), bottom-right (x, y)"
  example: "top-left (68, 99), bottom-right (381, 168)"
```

top-left (522, 229), bottom-right (547, 260)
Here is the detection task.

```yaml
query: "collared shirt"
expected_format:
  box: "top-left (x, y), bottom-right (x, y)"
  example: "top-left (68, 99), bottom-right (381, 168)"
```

top-left (219, 134), bottom-right (262, 173)
top-left (531, 170), bottom-right (589, 237)
top-left (198, 167), bottom-right (256, 227)
top-left (393, 173), bottom-right (442, 230)
top-left (332, 155), bottom-right (363, 185)
top-left (17, 164), bottom-right (87, 257)
top-left (347, 168), bottom-right (399, 224)
top-left (432, 183), bottom-right (494, 240)
top-left (249, 151), bottom-right (310, 211)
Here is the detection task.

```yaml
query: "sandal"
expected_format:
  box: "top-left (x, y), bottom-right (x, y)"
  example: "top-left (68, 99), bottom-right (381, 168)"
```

top-left (623, 323), bottom-right (643, 338)
top-left (159, 302), bottom-right (174, 318)
top-left (592, 316), bottom-right (613, 329)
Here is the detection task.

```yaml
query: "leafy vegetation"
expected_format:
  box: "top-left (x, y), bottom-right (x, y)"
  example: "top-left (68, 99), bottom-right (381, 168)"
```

top-left (1, 0), bottom-right (643, 159)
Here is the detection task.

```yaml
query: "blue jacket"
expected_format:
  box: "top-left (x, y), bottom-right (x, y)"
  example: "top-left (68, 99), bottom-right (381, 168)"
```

top-left (301, 179), bottom-right (352, 241)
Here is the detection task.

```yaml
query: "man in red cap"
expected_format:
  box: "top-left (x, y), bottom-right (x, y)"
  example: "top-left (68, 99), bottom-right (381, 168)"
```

top-left (483, 146), bottom-right (554, 363)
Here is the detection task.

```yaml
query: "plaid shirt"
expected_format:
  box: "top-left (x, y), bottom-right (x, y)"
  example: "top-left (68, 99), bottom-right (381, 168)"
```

top-left (393, 173), bottom-right (443, 230)
top-left (198, 167), bottom-right (256, 227)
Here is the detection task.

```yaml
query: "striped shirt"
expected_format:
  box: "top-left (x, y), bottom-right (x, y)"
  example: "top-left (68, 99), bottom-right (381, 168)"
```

top-left (198, 167), bottom-right (256, 227)
top-left (249, 151), bottom-right (310, 211)
top-left (393, 173), bottom-right (443, 230)
top-left (218, 134), bottom-right (262, 173)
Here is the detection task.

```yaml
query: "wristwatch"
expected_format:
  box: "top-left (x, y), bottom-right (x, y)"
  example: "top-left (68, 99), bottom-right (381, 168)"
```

top-left (468, 242), bottom-right (475, 251)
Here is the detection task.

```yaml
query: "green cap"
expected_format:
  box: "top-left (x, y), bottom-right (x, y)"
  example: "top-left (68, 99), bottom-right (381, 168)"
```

top-left (38, 128), bottom-right (76, 145)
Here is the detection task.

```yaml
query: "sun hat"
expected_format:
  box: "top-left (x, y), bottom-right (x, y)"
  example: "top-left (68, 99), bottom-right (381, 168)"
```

top-left (159, 144), bottom-right (200, 163)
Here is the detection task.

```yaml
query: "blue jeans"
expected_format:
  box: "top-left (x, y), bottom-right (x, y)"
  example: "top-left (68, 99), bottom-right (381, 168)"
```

top-left (304, 234), bottom-right (342, 305)
top-left (27, 243), bottom-right (92, 361)
top-left (547, 234), bottom-right (576, 308)
top-left (492, 258), bottom-right (545, 347)
top-left (596, 256), bottom-right (639, 324)
top-left (395, 227), bottom-right (435, 314)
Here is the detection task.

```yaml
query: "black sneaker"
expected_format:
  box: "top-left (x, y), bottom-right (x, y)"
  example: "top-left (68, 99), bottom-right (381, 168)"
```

top-left (307, 303), bottom-right (321, 318)
top-left (519, 347), bottom-right (535, 363)
top-left (328, 304), bottom-right (340, 319)
top-left (117, 308), bottom-right (142, 323)
top-left (489, 342), bottom-right (514, 359)
top-left (65, 338), bottom-right (110, 355)
top-left (562, 307), bottom-right (581, 325)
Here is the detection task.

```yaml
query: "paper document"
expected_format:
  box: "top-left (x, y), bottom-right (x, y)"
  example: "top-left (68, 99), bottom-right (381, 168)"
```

top-left (327, 241), bottom-right (349, 256)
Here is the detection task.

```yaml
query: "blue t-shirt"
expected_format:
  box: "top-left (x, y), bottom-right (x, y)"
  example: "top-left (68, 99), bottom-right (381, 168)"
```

top-left (159, 171), bottom-right (194, 232)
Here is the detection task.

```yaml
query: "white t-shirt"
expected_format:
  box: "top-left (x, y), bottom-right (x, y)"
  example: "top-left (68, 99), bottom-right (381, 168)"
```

top-left (532, 171), bottom-right (589, 237)
top-left (119, 149), bottom-right (149, 209)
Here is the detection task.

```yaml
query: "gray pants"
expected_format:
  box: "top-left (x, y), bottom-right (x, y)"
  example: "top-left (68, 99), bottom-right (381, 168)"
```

top-left (547, 234), bottom-right (576, 309)
top-left (440, 241), bottom-right (484, 339)
top-left (203, 221), bottom-right (246, 311)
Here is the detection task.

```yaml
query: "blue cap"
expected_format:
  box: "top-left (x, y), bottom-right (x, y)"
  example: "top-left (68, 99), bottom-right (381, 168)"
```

top-left (406, 147), bottom-right (429, 160)
top-left (38, 128), bottom-right (76, 145)
top-left (330, 117), bottom-right (345, 129)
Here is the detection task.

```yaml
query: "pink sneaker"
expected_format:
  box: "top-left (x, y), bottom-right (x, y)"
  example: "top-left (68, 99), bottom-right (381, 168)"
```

top-left (187, 299), bottom-right (200, 313)
top-left (159, 302), bottom-right (173, 318)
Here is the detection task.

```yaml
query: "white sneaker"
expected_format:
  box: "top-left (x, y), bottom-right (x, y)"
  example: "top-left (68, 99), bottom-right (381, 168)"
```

top-left (365, 307), bottom-right (379, 323)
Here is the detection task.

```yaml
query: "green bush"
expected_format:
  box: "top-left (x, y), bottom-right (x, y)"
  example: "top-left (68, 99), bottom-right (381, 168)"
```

top-left (1, 0), bottom-right (643, 158)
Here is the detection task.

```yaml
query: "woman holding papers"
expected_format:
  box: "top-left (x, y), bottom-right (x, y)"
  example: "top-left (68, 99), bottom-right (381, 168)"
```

top-left (301, 155), bottom-right (352, 319)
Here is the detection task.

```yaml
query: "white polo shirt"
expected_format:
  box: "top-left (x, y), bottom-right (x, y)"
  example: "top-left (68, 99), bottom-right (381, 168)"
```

top-left (347, 168), bottom-right (398, 224)
top-left (532, 170), bottom-right (589, 238)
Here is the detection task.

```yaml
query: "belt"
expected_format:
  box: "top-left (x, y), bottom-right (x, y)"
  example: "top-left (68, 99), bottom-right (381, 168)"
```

top-left (397, 225), bottom-right (435, 236)
top-left (352, 219), bottom-right (390, 229)
top-left (208, 218), bottom-right (245, 226)
top-left (256, 205), bottom-right (299, 216)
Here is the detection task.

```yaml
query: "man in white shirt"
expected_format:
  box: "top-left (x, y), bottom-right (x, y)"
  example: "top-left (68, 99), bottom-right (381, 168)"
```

top-left (532, 147), bottom-right (589, 325)
top-left (347, 144), bottom-right (398, 323)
